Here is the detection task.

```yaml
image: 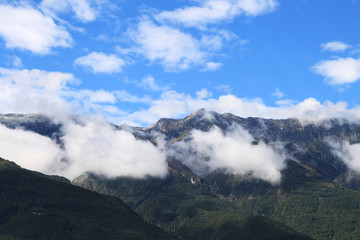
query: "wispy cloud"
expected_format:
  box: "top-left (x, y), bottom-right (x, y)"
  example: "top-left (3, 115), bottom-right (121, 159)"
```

top-left (271, 88), bottom-right (284, 98)
top-left (135, 75), bottom-right (169, 92)
top-left (0, 3), bottom-right (72, 54)
top-left (321, 41), bottom-right (351, 52)
top-left (41, 0), bottom-right (97, 22)
top-left (155, 0), bottom-right (279, 28)
top-left (329, 140), bottom-right (360, 173)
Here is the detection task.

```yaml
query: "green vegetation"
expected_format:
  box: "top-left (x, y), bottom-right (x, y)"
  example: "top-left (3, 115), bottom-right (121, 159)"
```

top-left (206, 160), bottom-right (360, 240)
top-left (0, 159), bottom-right (175, 240)
top-left (74, 172), bottom-right (312, 240)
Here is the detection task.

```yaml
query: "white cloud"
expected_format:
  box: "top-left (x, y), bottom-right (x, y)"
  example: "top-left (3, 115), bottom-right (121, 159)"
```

top-left (171, 125), bottom-right (285, 183)
top-left (271, 88), bottom-right (284, 98)
top-left (10, 56), bottom-right (23, 68)
top-left (202, 62), bottom-right (223, 71)
top-left (136, 75), bottom-right (168, 92)
top-left (275, 99), bottom-right (297, 106)
top-left (0, 4), bottom-right (72, 54)
top-left (75, 52), bottom-right (126, 74)
top-left (215, 84), bottom-right (232, 93)
top-left (0, 67), bottom-right (152, 125)
top-left (330, 141), bottom-right (360, 173)
top-left (156, 0), bottom-right (279, 28)
top-left (60, 118), bottom-right (168, 179)
top-left (0, 118), bottom-right (169, 180)
top-left (312, 57), bottom-right (360, 85)
top-left (41, 0), bottom-right (97, 22)
top-left (124, 90), bottom-right (360, 126)
top-left (0, 68), bottom-right (76, 116)
top-left (196, 88), bottom-right (213, 99)
top-left (321, 41), bottom-right (351, 52)
top-left (0, 124), bottom-right (65, 174)
top-left (130, 19), bottom-right (208, 71)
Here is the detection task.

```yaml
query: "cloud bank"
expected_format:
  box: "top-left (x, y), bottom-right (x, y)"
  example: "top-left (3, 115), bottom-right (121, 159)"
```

top-left (0, 117), bottom-right (168, 180)
top-left (0, 123), bottom-right (65, 174)
top-left (60, 118), bottom-right (168, 179)
top-left (170, 125), bottom-right (285, 184)
top-left (2, 66), bottom-right (360, 182)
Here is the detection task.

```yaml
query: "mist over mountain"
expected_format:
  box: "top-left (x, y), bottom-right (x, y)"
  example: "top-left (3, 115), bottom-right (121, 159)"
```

top-left (1, 110), bottom-right (360, 239)
top-left (1, 109), bottom-right (360, 185)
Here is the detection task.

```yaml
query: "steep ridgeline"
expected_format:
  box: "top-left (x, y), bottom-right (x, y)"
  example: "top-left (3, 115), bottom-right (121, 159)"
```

top-left (0, 158), bottom-right (175, 240)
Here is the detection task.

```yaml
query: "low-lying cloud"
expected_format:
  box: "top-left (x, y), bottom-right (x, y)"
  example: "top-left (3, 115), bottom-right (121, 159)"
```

top-left (0, 124), bottom-right (65, 174)
top-left (170, 125), bottom-right (286, 184)
top-left (329, 140), bottom-right (360, 173)
top-left (61, 117), bottom-right (168, 179)
top-left (0, 117), bottom-right (168, 180)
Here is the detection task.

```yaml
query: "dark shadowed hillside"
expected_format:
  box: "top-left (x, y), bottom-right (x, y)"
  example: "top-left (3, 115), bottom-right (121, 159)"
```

top-left (0, 158), bottom-right (175, 240)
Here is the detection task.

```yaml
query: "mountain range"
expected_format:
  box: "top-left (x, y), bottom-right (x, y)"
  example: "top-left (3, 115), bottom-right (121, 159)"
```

top-left (1, 110), bottom-right (360, 239)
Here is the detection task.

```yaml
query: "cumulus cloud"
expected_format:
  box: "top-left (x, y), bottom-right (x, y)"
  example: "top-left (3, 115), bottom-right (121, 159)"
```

top-left (75, 52), bottom-right (126, 74)
top-left (0, 67), bottom-right (152, 123)
top-left (0, 3), bottom-right (72, 54)
top-left (312, 57), bottom-right (360, 85)
top-left (170, 125), bottom-right (285, 183)
top-left (330, 141), bottom-right (360, 173)
top-left (0, 68), bottom-right (76, 116)
top-left (41, 0), bottom-right (97, 22)
top-left (130, 19), bottom-right (208, 71)
top-left (3, 67), bottom-right (360, 127)
top-left (321, 41), bottom-right (351, 52)
top-left (156, 0), bottom-right (279, 28)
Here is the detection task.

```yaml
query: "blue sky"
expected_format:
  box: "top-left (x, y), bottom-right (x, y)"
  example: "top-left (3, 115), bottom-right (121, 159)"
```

top-left (1, 0), bottom-right (360, 126)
